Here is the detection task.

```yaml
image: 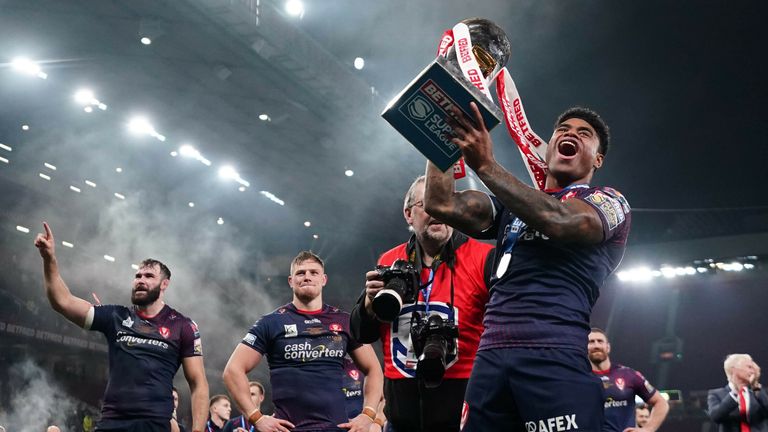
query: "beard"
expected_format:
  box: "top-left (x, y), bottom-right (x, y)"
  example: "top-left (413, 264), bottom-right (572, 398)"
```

top-left (588, 350), bottom-right (607, 363)
top-left (131, 282), bottom-right (161, 306)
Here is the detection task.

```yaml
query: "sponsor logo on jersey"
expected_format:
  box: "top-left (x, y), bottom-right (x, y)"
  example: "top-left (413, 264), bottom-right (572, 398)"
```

top-left (524, 414), bottom-right (578, 432)
top-left (329, 323), bottom-right (343, 333)
top-left (304, 318), bottom-right (321, 324)
top-left (190, 320), bottom-right (200, 338)
top-left (193, 338), bottom-right (203, 355)
top-left (344, 388), bottom-right (362, 398)
top-left (116, 332), bottom-right (169, 350)
top-left (349, 369), bottom-right (360, 381)
top-left (122, 316), bottom-right (134, 328)
top-left (615, 377), bottom-right (625, 391)
top-left (284, 324), bottom-right (298, 338)
top-left (283, 342), bottom-right (344, 361)
top-left (604, 398), bottom-right (628, 408)
top-left (159, 326), bottom-right (170, 339)
top-left (243, 333), bottom-right (257, 346)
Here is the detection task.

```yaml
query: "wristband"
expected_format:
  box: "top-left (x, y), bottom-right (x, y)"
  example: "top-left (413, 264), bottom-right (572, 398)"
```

top-left (362, 406), bottom-right (377, 421)
top-left (247, 408), bottom-right (263, 425)
top-left (374, 417), bottom-right (385, 427)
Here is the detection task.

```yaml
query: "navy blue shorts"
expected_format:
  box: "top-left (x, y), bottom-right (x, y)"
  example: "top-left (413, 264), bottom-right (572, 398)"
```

top-left (461, 347), bottom-right (604, 432)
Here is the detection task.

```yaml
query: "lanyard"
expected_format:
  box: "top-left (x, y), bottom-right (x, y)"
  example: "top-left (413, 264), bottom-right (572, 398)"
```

top-left (495, 184), bottom-right (590, 279)
top-left (420, 268), bottom-right (435, 315)
top-left (240, 416), bottom-right (254, 432)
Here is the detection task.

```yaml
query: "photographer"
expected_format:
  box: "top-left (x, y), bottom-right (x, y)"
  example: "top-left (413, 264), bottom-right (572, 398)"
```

top-left (350, 176), bottom-right (494, 432)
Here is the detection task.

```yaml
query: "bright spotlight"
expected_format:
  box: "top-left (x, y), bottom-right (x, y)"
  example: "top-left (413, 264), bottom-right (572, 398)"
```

top-left (128, 116), bottom-right (164, 141)
top-left (345, 169), bottom-right (354, 177)
top-left (84, 106), bottom-right (93, 113)
top-left (217, 217), bottom-right (224, 225)
top-left (304, 221), bottom-right (311, 227)
top-left (258, 114), bottom-right (271, 121)
top-left (21, 124), bottom-right (29, 131)
top-left (354, 57), bottom-right (365, 70)
top-left (218, 165), bottom-right (250, 187)
top-left (141, 37), bottom-right (152, 45)
top-left (115, 167), bottom-right (123, 173)
top-left (188, 202), bottom-right (195, 208)
top-left (219, 165), bottom-right (238, 180)
top-left (11, 57), bottom-right (47, 79)
top-left (285, 0), bottom-right (304, 17)
top-left (74, 89), bottom-right (95, 105)
top-left (313, 234), bottom-right (319, 239)
top-left (179, 144), bottom-right (211, 166)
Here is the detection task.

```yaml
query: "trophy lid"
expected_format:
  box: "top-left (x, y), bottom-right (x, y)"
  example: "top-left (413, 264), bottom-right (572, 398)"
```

top-left (457, 18), bottom-right (511, 78)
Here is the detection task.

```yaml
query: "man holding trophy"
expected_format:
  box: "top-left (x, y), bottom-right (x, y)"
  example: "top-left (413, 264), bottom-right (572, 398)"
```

top-left (384, 18), bottom-right (631, 432)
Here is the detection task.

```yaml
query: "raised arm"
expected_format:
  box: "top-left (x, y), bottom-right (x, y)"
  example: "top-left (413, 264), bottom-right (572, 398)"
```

top-left (448, 103), bottom-right (605, 244)
top-left (181, 356), bottom-right (210, 432)
top-left (423, 161), bottom-right (494, 238)
top-left (34, 222), bottom-right (92, 327)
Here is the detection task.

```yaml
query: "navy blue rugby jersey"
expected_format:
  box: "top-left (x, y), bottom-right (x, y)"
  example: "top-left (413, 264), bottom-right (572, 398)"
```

top-left (341, 356), bottom-right (364, 419)
top-left (88, 304), bottom-right (201, 420)
top-left (478, 185), bottom-right (631, 352)
top-left (595, 364), bottom-right (656, 432)
top-left (241, 303), bottom-right (362, 431)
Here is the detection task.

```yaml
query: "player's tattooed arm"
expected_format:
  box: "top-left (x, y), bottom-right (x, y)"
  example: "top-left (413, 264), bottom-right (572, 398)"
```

top-left (424, 161), bottom-right (494, 237)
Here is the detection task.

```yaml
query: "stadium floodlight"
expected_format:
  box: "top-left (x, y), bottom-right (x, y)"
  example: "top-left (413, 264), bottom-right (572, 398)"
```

top-left (74, 89), bottom-right (108, 111)
top-left (128, 116), bottom-right (165, 141)
top-left (218, 165), bottom-right (250, 187)
top-left (179, 144), bottom-right (211, 166)
top-left (354, 57), bottom-right (365, 70)
top-left (260, 191), bottom-right (285, 206)
top-left (11, 57), bottom-right (47, 79)
top-left (285, 0), bottom-right (304, 17)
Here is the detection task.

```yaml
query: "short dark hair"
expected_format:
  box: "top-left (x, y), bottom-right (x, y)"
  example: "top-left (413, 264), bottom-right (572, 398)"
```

top-left (209, 394), bottom-right (229, 407)
top-left (636, 403), bottom-right (649, 411)
top-left (139, 258), bottom-right (171, 280)
top-left (555, 107), bottom-right (610, 157)
top-left (590, 327), bottom-right (609, 341)
top-left (290, 251), bottom-right (324, 274)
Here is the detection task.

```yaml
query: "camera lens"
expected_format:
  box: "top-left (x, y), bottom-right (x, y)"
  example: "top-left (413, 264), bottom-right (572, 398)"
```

top-left (372, 278), bottom-right (406, 322)
top-left (417, 334), bottom-right (448, 388)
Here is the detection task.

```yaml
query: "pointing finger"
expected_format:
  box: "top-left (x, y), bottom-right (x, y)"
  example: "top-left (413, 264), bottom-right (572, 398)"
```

top-left (43, 222), bottom-right (53, 239)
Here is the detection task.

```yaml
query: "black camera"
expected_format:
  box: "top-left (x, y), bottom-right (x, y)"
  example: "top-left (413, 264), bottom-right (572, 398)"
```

top-left (411, 314), bottom-right (459, 388)
top-left (371, 260), bottom-right (420, 322)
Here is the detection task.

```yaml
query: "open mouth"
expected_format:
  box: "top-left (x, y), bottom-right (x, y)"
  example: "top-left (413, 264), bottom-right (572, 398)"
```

top-left (557, 140), bottom-right (578, 158)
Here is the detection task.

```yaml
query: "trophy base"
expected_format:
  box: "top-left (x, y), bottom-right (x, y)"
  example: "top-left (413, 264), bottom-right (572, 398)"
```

top-left (382, 55), bottom-right (502, 171)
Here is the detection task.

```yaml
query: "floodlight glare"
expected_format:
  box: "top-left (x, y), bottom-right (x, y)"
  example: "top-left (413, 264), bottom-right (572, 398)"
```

top-left (141, 37), bottom-right (152, 45)
top-left (354, 57), bottom-right (365, 70)
top-left (74, 89), bottom-right (95, 105)
top-left (345, 169), bottom-right (354, 177)
top-left (285, 0), bottom-right (304, 17)
top-left (258, 114), bottom-right (270, 121)
top-left (128, 116), bottom-right (165, 141)
top-left (219, 165), bottom-right (238, 180)
top-left (11, 57), bottom-right (47, 79)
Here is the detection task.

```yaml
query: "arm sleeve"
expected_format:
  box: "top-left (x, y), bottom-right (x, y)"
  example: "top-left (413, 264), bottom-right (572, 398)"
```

top-left (577, 187), bottom-right (631, 243)
top-left (180, 319), bottom-right (203, 358)
top-left (88, 304), bottom-right (119, 335)
top-left (474, 195), bottom-right (504, 240)
top-left (350, 289), bottom-right (382, 344)
top-left (240, 318), bottom-right (270, 355)
top-left (708, 388), bottom-right (740, 423)
top-left (631, 370), bottom-right (657, 402)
